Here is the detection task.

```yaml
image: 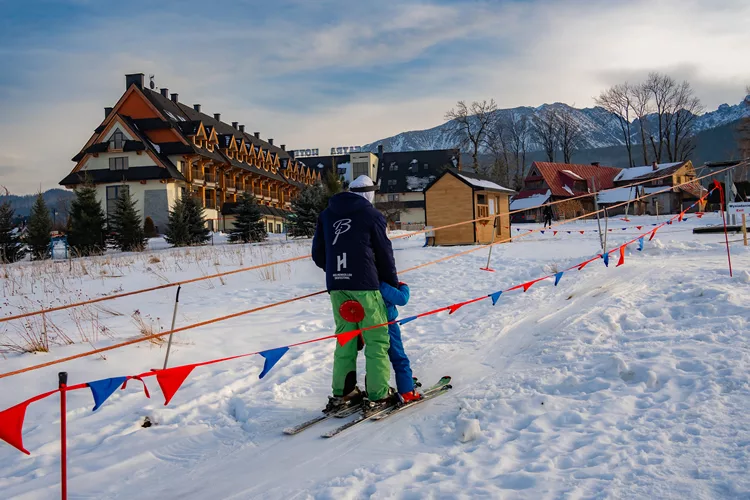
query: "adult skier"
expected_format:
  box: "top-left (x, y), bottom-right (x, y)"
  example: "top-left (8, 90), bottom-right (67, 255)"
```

top-left (312, 175), bottom-right (399, 414)
top-left (543, 203), bottom-right (554, 229)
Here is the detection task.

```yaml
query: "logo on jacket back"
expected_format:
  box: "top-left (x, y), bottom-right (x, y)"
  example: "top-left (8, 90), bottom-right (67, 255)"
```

top-left (332, 219), bottom-right (351, 246)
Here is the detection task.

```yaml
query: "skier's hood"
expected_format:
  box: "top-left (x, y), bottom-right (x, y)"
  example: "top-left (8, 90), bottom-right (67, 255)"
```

top-left (327, 191), bottom-right (374, 216)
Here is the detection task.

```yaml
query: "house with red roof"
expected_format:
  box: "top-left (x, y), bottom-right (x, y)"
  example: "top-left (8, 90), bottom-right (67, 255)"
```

top-left (510, 162), bottom-right (621, 221)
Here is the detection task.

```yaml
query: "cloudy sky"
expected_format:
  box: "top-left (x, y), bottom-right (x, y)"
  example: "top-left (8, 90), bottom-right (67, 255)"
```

top-left (1, 0), bottom-right (749, 194)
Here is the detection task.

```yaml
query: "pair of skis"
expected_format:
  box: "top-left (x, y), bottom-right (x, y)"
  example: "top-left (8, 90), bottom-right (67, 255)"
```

top-left (283, 376), bottom-right (452, 438)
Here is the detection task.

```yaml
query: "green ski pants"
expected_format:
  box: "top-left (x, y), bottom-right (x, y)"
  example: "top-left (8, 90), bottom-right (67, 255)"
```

top-left (329, 290), bottom-right (391, 401)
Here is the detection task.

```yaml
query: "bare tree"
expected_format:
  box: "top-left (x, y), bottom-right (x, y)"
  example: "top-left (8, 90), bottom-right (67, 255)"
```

top-left (505, 111), bottom-right (530, 189)
top-left (645, 72), bottom-right (678, 163)
top-left (530, 107), bottom-right (558, 162)
top-left (445, 100), bottom-right (498, 171)
top-left (667, 80), bottom-right (704, 161)
top-left (630, 82), bottom-right (652, 165)
top-left (738, 86), bottom-right (750, 157)
top-left (595, 83), bottom-right (635, 167)
top-left (376, 201), bottom-right (408, 226)
top-left (555, 106), bottom-right (583, 163)
top-left (485, 118), bottom-right (511, 186)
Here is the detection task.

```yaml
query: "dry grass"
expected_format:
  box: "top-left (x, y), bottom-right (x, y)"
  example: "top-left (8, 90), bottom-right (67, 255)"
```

top-left (131, 310), bottom-right (165, 345)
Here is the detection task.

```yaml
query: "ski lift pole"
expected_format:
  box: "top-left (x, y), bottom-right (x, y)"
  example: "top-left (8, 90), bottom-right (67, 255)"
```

top-left (162, 285), bottom-right (182, 370)
top-left (480, 216), bottom-right (498, 272)
top-left (591, 177), bottom-right (605, 252)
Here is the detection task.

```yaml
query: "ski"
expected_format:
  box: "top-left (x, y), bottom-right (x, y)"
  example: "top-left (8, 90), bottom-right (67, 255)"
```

top-left (321, 376), bottom-right (451, 438)
top-left (283, 404), bottom-right (361, 435)
top-left (372, 383), bottom-right (452, 421)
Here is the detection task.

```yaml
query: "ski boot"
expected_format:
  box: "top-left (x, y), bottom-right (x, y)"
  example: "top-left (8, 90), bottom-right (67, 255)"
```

top-left (399, 390), bottom-right (423, 404)
top-left (362, 387), bottom-right (398, 417)
top-left (324, 386), bottom-right (364, 414)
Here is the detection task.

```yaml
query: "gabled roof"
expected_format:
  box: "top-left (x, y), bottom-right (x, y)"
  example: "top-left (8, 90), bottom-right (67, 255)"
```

top-left (378, 149), bottom-right (460, 193)
top-left (529, 162), bottom-right (621, 197)
top-left (425, 167), bottom-right (515, 194)
top-left (510, 189), bottom-right (551, 211)
top-left (613, 161), bottom-right (687, 183)
top-left (60, 166), bottom-right (176, 186)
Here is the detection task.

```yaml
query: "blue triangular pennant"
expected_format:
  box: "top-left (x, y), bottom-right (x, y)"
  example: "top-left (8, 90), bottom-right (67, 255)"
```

top-left (638, 237), bottom-right (644, 251)
top-left (567, 231), bottom-right (571, 234)
top-left (554, 272), bottom-right (564, 286)
top-left (258, 347), bottom-right (290, 379)
top-left (88, 376), bottom-right (128, 411)
top-left (490, 291), bottom-right (503, 305)
top-left (622, 227), bottom-right (627, 231)
top-left (602, 252), bottom-right (610, 267)
top-left (667, 220), bottom-right (672, 225)
top-left (540, 230), bottom-right (545, 234)
top-left (398, 316), bottom-right (418, 325)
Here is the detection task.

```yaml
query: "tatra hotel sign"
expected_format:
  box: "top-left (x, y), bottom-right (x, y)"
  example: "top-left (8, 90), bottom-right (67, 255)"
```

top-left (292, 146), bottom-right (363, 157)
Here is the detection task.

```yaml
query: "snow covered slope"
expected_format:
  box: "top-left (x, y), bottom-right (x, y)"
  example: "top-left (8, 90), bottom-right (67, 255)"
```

top-left (364, 98), bottom-right (750, 154)
top-left (0, 216), bottom-right (749, 499)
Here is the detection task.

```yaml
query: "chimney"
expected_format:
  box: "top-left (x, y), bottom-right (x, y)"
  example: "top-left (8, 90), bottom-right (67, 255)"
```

top-left (239, 125), bottom-right (245, 132)
top-left (170, 93), bottom-right (178, 103)
top-left (125, 73), bottom-right (144, 90)
top-left (232, 121), bottom-right (238, 130)
top-left (268, 138), bottom-right (274, 146)
top-left (214, 113), bottom-right (221, 121)
top-left (254, 132), bottom-right (260, 138)
top-left (652, 161), bottom-right (659, 171)
top-left (193, 104), bottom-right (201, 112)
top-left (104, 107), bottom-right (113, 119)
top-left (591, 161), bottom-right (600, 167)
top-left (160, 88), bottom-right (168, 98)
top-left (280, 144), bottom-right (286, 151)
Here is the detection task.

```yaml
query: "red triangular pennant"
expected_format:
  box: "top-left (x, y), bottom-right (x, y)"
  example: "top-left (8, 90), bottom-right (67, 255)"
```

top-left (0, 401), bottom-right (33, 455)
top-left (678, 212), bottom-right (685, 222)
top-left (696, 213), bottom-right (703, 219)
top-left (155, 365), bottom-right (196, 406)
top-left (337, 329), bottom-right (361, 347)
top-left (636, 226), bottom-right (642, 230)
top-left (577, 256), bottom-right (599, 270)
top-left (448, 302), bottom-right (466, 314)
top-left (649, 228), bottom-right (658, 241)
top-left (616, 245), bottom-right (626, 267)
top-left (579, 230), bottom-right (584, 234)
top-left (553, 231), bottom-right (558, 236)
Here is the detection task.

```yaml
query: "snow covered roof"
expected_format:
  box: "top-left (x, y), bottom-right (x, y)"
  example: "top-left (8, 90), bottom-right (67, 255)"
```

top-left (406, 175), bottom-right (435, 192)
top-left (510, 190), bottom-right (551, 211)
top-left (458, 174), bottom-right (514, 193)
top-left (614, 162), bottom-right (684, 182)
top-left (597, 186), bottom-right (637, 204)
top-left (561, 169), bottom-right (584, 181)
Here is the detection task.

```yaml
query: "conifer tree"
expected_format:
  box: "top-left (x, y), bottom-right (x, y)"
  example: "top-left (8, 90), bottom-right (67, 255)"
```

top-left (229, 192), bottom-right (267, 243)
top-left (26, 193), bottom-right (53, 260)
top-left (287, 184), bottom-right (324, 238)
top-left (110, 190), bottom-right (146, 252)
top-left (164, 198), bottom-right (190, 247)
top-left (143, 216), bottom-right (158, 238)
top-left (322, 168), bottom-right (343, 207)
top-left (67, 185), bottom-right (106, 256)
top-left (0, 201), bottom-right (25, 263)
top-left (184, 196), bottom-right (211, 245)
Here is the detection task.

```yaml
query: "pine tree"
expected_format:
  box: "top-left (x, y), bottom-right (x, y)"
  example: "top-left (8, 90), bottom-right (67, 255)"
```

top-left (26, 193), bottom-right (53, 260)
top-left (0, 202), bottom-right (25, 263)
top-left (164, 198), bottom-right (190, 247)
top-left (229, 192), bottom-right (267, 243)
top-left (322, 168), bottom-right (343, 207)
top-left (184, 196), bottom-right (211, 245)
top-left (287, 184), bottom-right (324, 238)
top-left (164, 196), bottom-right (210, 247)
top-left (67, 185), bottom-right (106, 257)
top-left (110, 190), bottom-right (146, 252)
top-left (143, 216), bottom-right (158, 238)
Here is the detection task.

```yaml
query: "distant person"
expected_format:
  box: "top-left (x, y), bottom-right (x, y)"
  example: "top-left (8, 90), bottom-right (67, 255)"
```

top-left (543, 204), bottom-right (554, 229)
top-left (312, 175), bottom-right (399, 415)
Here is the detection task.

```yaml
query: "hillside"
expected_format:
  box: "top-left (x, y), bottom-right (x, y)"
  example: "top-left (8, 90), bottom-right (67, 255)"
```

top-left (363, 98), bottom-right (750, 165)
top-left (0, 188), bottom-right (74, 218)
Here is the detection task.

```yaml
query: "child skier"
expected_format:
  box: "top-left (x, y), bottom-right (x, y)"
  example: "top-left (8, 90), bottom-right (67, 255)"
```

top-left (379, 281), bottom-right (422, 403)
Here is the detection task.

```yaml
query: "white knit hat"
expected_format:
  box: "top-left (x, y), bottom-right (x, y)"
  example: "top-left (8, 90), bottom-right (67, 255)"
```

top-left (349, 175), bottom-right (376, 204)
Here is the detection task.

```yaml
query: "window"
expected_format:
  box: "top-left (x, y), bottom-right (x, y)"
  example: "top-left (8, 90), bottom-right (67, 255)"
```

top-left (477, 194), bottom-right (487, 205)
top-left (276, 224), bottom-right (282, 233)
top-left (109, 157), bottom-right (128, 171)
top-left (423, 163), bottom-right (428, 170)
top-left (389, 163), bottom-right (398, 171)
top-left (353, 162), bottom-right (369, 178)
top-left (109, 129), bottom-right (125, 150)
top-left (388, 179), bottom-right (397, 186)
top-left (106, 185), bottom-right (129, 221)
top-left (387, 194), bottom-right (400, 202)
top-left (573, 180), bottom-right (587, 191)
top-left (268, 222), bottom-right (273, 233)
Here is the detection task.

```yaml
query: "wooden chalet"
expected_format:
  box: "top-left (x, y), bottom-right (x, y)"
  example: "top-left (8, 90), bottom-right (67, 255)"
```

top-left (611, 161), bottom-right (706, 215)
top-left (510, 162), bottom-right (621, 221)
top-left (61, 73), bottom-right (320, 233)
top-left (424, 168), bottom-right (515, 246)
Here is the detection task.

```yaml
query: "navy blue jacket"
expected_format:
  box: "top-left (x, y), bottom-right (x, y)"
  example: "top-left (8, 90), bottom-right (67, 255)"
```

top-left (312, 192), bottom-right (399, 291)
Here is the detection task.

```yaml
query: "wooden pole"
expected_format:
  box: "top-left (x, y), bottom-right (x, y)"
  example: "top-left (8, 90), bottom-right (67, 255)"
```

top-left (163, 285), bottom-right (182, 370)
top-left (743, 214), bottom-right (748, 247)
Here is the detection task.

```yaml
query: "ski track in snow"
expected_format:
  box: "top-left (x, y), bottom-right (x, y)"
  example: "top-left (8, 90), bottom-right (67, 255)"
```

top-left (1, 215), bottom-right (749, 499)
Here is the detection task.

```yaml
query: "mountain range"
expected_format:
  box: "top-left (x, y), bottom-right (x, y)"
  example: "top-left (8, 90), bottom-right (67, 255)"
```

top-left (362, 97), bottom-right (750, 167)
top-left (0, 189), bottom-right (74, 219)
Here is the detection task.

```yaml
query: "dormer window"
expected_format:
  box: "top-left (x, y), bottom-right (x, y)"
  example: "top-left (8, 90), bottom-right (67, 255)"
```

top-left (110, 129), bottom-right (125, 150)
